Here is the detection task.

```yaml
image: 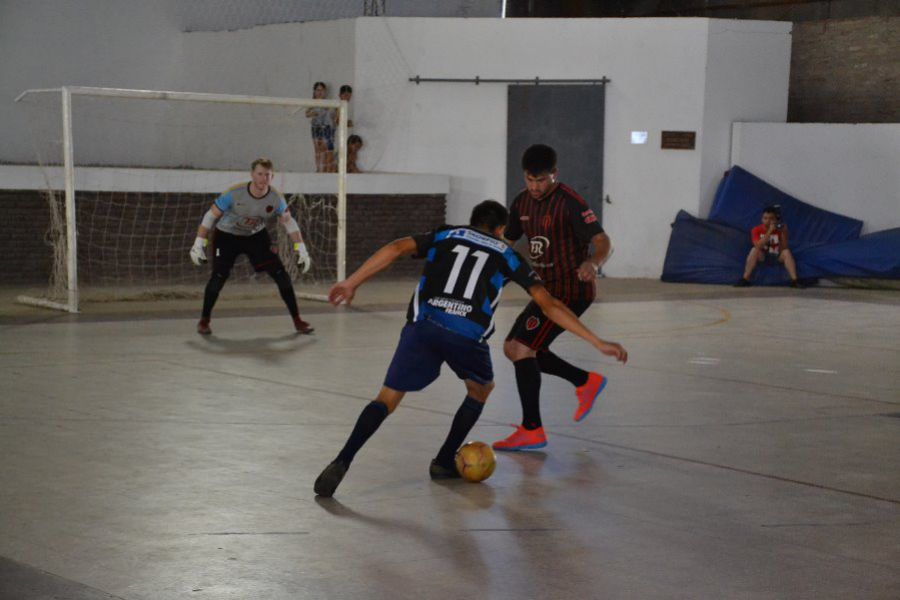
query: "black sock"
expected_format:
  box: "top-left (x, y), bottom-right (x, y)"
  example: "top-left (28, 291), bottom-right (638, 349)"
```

top-left (271, 268), bottom-right (300, 318)
top-left (435, 396), bottom-right (484, 467)
top-left (537, 350), bottom-right (589, 387)
top-left (201, 273), bottom-right (227, 319)
top-left (514, 358), bottom-right (542, 430)
top-left (336, 401), bottom-right (389, 465)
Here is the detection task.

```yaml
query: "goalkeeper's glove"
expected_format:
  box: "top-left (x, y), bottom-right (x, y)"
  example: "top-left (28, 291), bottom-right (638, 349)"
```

top-left (190, 237), bottom-right (208, 266)
top-left (295, 242), bottom-right (312, 274)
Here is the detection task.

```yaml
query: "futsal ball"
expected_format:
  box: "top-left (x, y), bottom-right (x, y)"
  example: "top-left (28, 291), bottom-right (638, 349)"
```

top-left (454, 441), bottom-right (496, 483)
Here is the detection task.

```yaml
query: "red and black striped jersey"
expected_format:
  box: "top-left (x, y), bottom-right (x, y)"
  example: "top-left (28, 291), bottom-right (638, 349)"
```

top-left (506, 183), bottom-right (604, 301)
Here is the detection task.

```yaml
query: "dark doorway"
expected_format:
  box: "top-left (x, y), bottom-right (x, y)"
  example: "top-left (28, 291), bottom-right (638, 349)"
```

top-left (506, 84), bottom-right (606, 222)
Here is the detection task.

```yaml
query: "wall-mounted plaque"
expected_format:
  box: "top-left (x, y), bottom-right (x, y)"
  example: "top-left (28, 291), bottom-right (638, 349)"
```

top-left (661, 131), bottom-right (696, 150)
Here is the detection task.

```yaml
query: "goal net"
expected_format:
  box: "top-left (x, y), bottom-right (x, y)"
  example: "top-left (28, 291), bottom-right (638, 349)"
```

top-left (16, 86), bottom-right (348, 312)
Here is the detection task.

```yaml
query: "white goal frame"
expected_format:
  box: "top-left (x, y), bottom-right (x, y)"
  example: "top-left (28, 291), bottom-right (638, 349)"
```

top-left (15, 86), bottom-right (348, 312)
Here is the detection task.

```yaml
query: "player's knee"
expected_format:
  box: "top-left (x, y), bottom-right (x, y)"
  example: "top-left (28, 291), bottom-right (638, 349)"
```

top-left (465, 380), bottom-right (493, 402)
top-left (270, 267), bottom-right (292, 289)
top-left (503, 340), bottom-right (532, 361)
top-left (206, 271), bottom-right (228, 293)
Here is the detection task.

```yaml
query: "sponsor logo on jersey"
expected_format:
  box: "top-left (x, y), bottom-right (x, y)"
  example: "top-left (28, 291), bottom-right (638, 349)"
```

top-left (427, 296), bottom-right (473, 317)
top-left (529, 236), bottom-right (550, 260)
top-left (582, 209), bottom-right (597, 224)
top-left (526, 316), bottom-right (541, 331)
top-left (520, 215), bottom-right (530, 221)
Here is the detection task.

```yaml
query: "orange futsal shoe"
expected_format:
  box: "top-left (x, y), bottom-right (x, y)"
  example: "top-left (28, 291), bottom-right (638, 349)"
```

top-left (574, 372), bottom-right (607, 422)
top-left (492, 425), bottom-right (547, 452)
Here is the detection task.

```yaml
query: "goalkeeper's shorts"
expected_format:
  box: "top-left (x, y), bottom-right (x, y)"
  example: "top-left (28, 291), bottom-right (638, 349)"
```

top-left (211, 229), bottom-right (284, 275)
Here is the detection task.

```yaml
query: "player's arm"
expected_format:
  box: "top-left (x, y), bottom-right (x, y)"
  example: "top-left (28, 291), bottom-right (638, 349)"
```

top-left (504, 201), bottom-right (524, 245)
top-left (328, 237), bottom-right (419, 305)
top-left (197, 204), bottom-right (223, 239)
top-left (578, 231), bottom-right (613, 281)
top-left (190, 204), bottom-right (224, 266)
top-left (528, 283), bottom-right (628, 363)
top-left (279, 210), bottom-right (313, 274)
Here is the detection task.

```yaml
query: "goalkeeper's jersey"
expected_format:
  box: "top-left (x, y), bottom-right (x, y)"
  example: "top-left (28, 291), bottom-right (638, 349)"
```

top-left (214, 183), bottom-right (287, 236)
top-left (407, 226), bottom-right (540, 342)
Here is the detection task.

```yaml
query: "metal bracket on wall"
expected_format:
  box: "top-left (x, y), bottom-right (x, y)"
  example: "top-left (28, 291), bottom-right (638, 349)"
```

top-left (409, 76), bottom-right (610, 85)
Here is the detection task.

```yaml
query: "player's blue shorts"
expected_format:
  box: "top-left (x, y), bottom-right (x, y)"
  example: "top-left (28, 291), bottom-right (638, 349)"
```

top-left (384, 319), bottom-right (494, 392)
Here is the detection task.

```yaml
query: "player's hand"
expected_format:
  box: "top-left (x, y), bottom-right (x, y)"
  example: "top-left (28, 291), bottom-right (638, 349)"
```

top-left (190, 237), bottom-right (207, 266)
top-left (295, 242), bottom-right (312, 274)
top-left (576, 260), bottom-right (597, 282)
top-left (596, 340), bottom-right (628, 364)
top-left (328, 281), bottom-right (355, 306)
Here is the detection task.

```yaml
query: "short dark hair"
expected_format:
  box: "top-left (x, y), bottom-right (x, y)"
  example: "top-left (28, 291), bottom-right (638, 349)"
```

top-left (763, 205), bottom-right (781, 217)
top-left (339, 85), bottom-right (353, 94)
top-left (251, 157), bottom-right (273, 171)
top-left (313, 81), bottom-right (326, 91)
top-left (348, 134), bottom-right (363, 145)
top-left (522, 144), bottom-right (557, 175)
top-left (470, 200), bottom-right (509, 231)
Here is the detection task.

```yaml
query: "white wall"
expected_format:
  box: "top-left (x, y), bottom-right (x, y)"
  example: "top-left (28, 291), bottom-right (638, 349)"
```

top-left (180, 20), bottom-right (356, 171)
top-left (0, 0), bottom-right (184, 165)
top-left (700, 20), bottom-right (792, 216)
top-left (1, 8), bottom-right (793, 277)
top-left (352, 17), bottom-right (791, 277)
top-left (731, 122), bottom-right (900, 234)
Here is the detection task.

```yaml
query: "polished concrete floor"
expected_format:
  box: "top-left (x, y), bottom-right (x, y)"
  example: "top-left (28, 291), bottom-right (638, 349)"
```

top-left (1, 280), bottom-right (898, 600)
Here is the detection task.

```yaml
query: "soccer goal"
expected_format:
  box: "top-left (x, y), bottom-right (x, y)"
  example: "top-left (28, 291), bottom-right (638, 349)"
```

top-left (16, 86), bottom-right (348, 312)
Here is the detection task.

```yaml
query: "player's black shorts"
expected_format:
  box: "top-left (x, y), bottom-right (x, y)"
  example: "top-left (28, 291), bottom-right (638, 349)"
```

top-left (506, 297), bottom-right (594, 351)
top-left (211, 229), bottom-right (284, 276)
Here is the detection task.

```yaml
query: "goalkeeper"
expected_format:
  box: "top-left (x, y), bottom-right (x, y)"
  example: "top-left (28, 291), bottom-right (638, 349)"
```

top-left (190, 157), bottom-right (314, 335)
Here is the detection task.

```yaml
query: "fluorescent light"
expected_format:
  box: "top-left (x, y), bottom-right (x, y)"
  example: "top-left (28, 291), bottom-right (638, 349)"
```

top-left (631, 131), bottom-right (648, 144)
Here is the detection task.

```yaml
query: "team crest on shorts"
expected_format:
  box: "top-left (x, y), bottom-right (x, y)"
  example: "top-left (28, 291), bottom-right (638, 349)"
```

top-left (525, 316), bottom-right (541, 331)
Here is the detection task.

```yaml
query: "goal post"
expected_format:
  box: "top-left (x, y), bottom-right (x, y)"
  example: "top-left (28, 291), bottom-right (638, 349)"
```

top-left (15, 86), bottom-right (348, 312)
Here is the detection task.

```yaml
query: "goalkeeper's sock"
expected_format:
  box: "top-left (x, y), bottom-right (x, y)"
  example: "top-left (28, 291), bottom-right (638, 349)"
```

top-left (336, 401), bottom-right (389, 465)
top-left (435, 396), bottom-right (484, 468)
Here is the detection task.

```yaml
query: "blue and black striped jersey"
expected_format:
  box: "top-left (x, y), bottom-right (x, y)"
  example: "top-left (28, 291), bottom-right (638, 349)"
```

top-left (406, 226), bottom-right (540, 342)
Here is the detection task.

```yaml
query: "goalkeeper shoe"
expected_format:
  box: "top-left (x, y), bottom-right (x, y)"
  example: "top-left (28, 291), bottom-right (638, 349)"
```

top-left (492, 425), bottom-right (547, 451)
top-left (574, 372), bottom-right (607, 422)
top-left (293, 316), bottom-right (315, 334)
top-left (429, 459), bottom-right (461, 480)
top-left (197, 319), bottom-right (212, 335)
top-left (314, 460), bottom-right (348, 497)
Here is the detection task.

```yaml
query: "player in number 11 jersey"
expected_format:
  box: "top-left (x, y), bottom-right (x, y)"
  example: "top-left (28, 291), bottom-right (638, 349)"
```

top-left (314, 200), bottom-right (627, 497)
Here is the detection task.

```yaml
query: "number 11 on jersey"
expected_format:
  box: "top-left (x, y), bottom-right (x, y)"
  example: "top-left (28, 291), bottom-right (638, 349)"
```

top-left (443, 245), bottom-right (490, 300)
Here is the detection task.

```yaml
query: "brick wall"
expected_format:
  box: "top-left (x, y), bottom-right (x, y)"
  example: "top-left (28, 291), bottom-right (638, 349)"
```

top-left (0, 190), bottom-right (445, 286)
top-left (789, 16), bottom-right (900, 123)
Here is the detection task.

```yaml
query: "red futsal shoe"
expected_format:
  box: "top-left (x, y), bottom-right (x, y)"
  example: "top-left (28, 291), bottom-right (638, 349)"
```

top-left (574, 372), bottom-right (607, 422)
top-left (492, 425), bottom-right (547, 452)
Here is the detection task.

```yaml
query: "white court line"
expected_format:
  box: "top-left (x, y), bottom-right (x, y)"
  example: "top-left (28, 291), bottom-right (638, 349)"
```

top-left (688, 357), bottom-right (721, 365)
top-left (804, 368), bottom-right (838, 374)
